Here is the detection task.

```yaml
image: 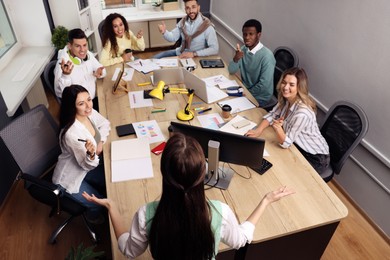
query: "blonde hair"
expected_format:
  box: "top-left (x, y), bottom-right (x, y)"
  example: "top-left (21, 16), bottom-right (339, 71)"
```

top-left (276, 67), bottom-right (317, 112)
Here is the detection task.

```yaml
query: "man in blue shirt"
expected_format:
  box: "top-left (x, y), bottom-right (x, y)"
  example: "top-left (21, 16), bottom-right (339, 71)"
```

top-left (228, 19), bottom-right (275, 107)
top-left (154, 0), bottom-right (219, 59)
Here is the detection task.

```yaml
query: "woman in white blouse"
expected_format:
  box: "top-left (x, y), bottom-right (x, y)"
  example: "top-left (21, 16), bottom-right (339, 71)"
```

top-left (83, 133), bottom-right (294, 259)
top-left (246, 67), bottom-right (330, 174)
top-left (53, 84), bottom-right (110, 223)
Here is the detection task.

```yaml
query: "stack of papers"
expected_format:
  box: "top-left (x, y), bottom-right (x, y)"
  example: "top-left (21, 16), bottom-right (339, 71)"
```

top-left (203, 75), bottom-right (239, 89)
top-left (152, 58), bottom-right (179, 67)
top-left (218, 96), bottom-right (256, 114)
top-left (128, 91), bottom-right (153, 108)
top-left (111, 138), bottom-right (153, 182)
top-left (127, 59), bottom-right (161, 74)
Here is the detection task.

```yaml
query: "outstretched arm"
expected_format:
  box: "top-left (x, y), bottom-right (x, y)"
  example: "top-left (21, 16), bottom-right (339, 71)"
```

top-left (246, 186), bottom-right (295, 225)
top-left (82, 192), bottom-right (127, 240)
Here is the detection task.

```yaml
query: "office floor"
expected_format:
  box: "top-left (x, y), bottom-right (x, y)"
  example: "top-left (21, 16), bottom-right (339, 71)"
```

top-left (0, 51), bottom-right (389, 259)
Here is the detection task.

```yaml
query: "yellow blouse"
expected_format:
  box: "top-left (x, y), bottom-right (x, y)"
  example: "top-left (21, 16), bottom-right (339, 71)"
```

top-left (99, 31), bottom-right (145, 66)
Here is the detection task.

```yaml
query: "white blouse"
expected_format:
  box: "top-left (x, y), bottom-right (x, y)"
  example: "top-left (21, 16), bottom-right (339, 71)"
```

top-left (52, 109), bottom-right (110, 193)
top-left (117, 202), bottom-right (255, 259)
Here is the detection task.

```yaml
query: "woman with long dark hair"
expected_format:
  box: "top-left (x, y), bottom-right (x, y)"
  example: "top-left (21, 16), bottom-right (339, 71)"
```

top-left (99, 13), bottom-right (145, 66)
top-left (53, 84), bottom-right (110, 223)
top-left (83, 133), bottom-right (293, 258)
top-left (246, 67), bottom-right (330, 174)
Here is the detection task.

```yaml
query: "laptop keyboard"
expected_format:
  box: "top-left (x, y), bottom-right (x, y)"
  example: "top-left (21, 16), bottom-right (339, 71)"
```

top-left (250, 158), bottom-right (273, 175)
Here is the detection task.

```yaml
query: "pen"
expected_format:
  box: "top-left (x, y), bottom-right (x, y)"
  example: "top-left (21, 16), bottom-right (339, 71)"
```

top-left (139, 61), bottom-right (143, 66)
top-left (78, 138), bottom-right (87, 142)
top-left (186, 59), bottom-right (188, 64)
top-left (151, 109), bottom-right (166, 113)
top-left (198, 108), bottom-right (212, 114)
top-left (137, 82), bottom-right (152, 86)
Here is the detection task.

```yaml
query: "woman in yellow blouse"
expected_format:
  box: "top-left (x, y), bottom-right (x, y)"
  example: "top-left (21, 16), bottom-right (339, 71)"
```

top-left (100, 13), bottom-right (145, 66)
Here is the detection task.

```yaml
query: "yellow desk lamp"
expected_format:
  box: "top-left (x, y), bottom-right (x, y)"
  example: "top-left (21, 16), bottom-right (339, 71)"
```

top-left (149, 80), bottom-right (195, 121)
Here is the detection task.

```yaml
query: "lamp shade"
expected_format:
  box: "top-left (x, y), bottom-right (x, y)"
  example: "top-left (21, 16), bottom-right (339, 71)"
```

top-left (149, 81), bottom-right (165, 100)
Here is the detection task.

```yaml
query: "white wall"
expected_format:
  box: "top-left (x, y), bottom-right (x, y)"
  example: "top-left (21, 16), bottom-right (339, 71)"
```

top-left (211, 0), bottom-right (390, 237)
top-left (5, 0), bottom-right (51, 46)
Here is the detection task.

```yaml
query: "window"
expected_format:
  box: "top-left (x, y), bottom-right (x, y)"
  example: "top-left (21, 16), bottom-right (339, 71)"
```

top-left (0, 0), bottom-right (17, 59)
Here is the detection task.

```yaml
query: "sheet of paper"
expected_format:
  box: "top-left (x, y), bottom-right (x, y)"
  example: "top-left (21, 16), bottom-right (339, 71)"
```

top-left (111, 138), bottom-right (153, 182)
top-left (152, 58), bottom-right (178, 67)
top-left (218, 96), bottom-right (256, 114)
top-left (128, 91), bottom-right (153, 108)
top-left (219, 115), bottom-right (257, 135)
top-left (197, 113), bottom-right (224, 130)
top-left (133, 120), bottom-right (165, 144)
top-left (127, 59), bottom-right (161, 73)
top-left (202, 75), bottom-right (239, 89)
top-left (112, 67), bottom-right (135, 81)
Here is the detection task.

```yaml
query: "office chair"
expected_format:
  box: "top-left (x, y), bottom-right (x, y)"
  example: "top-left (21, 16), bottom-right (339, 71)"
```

top-left (319, 101), bottom-right (369, 182)
top-left (43, 59), bottom-right (61, 105)
top-left (98, 19), bottom-right (105, 41)
top-left (263, 46), bottom-right (299, 111)
top-left (0, 105), bottom-right (98, 244)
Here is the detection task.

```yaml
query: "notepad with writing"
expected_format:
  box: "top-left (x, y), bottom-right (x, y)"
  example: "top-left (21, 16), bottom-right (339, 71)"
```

top-left (111, 138), bottom-right (153, 182)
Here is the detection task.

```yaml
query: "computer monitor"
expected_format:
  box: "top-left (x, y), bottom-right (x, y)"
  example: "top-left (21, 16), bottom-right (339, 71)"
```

top-left (170, 121), bottom-right (265, 189)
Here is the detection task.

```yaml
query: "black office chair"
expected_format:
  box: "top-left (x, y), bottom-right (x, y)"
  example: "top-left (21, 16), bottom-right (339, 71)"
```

top-left (43, 59), bottom-right (61, 105)
top-left (98, 19), bottom-right (105, 41)
top-left (319, 101), bottom-right (369, 182)
top-left (0, 105), bottom-right (98, 244)
top-left (263, 46), bottom-right (299, 111)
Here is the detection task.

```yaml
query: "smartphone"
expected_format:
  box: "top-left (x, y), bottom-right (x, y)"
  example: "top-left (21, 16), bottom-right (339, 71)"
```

top-left (232, 119), bottom-right (250, 129)
top-left (151, 142), bottom-right (166, 155)
top-left (116, 124), bottom-right (135, 137)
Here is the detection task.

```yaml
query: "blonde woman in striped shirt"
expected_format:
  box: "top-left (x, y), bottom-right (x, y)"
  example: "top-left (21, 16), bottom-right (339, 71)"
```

top-left (246, 67), bottom-right (330, 174)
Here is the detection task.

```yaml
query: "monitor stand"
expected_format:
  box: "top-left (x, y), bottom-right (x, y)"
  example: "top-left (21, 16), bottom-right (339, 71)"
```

top-left (204, 140), bottom-right (234, 190)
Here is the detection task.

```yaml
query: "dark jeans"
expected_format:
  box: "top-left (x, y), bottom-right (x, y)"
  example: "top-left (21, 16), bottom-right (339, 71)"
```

top-left (71, 161), bottom-right (106, 220)
top-left (295, 144), bottom-right (330, 174)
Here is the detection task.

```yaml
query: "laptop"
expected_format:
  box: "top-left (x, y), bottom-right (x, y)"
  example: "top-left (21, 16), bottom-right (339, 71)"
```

top-left (153, 68), bottom-right (185, 85)
top-left (182, 69), bottom-right (228, 104)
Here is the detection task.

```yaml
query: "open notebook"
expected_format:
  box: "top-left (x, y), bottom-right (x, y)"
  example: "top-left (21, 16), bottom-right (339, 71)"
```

top-left (111, 138), bottom-right (153, 182)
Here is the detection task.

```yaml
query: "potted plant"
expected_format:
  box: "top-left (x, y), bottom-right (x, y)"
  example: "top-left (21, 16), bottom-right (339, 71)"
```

top-left (51, 26), bottom-right (68, 50)
top-left (65, 243), bottom-right (104, 260)
top-left (162, 0), bottom-right (179, 11)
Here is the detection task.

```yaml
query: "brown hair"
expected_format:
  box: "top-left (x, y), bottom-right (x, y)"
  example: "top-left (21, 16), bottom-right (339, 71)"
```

top-left (149, 132), bottom-right (215, 260)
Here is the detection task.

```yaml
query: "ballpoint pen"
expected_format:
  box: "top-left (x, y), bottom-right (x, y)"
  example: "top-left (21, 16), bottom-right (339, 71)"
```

top-left (198, 108), bottom-right (212, 114)
top-left (77, 138), bottom-right (87, 142)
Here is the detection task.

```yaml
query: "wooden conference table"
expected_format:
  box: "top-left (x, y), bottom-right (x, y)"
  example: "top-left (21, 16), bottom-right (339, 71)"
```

top-left (96, 58), bottom-right (348, 260)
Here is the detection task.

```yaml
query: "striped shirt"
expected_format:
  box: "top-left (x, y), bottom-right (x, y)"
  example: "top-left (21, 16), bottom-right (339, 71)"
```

top-left (264, 101), bottom-right (329, 155)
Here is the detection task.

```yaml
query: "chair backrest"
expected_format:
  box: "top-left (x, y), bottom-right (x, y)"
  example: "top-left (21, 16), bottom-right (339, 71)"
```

top-left (273, 46), bottom-right (299, 96)
top-left (98, 19), bottom-right (105, 41)
top-left (0, 104), bottom-right (61, 178)
top-left (320, 101), bottom-right (369, 175)
top-left (43, 59), bottom-right (61, 104)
